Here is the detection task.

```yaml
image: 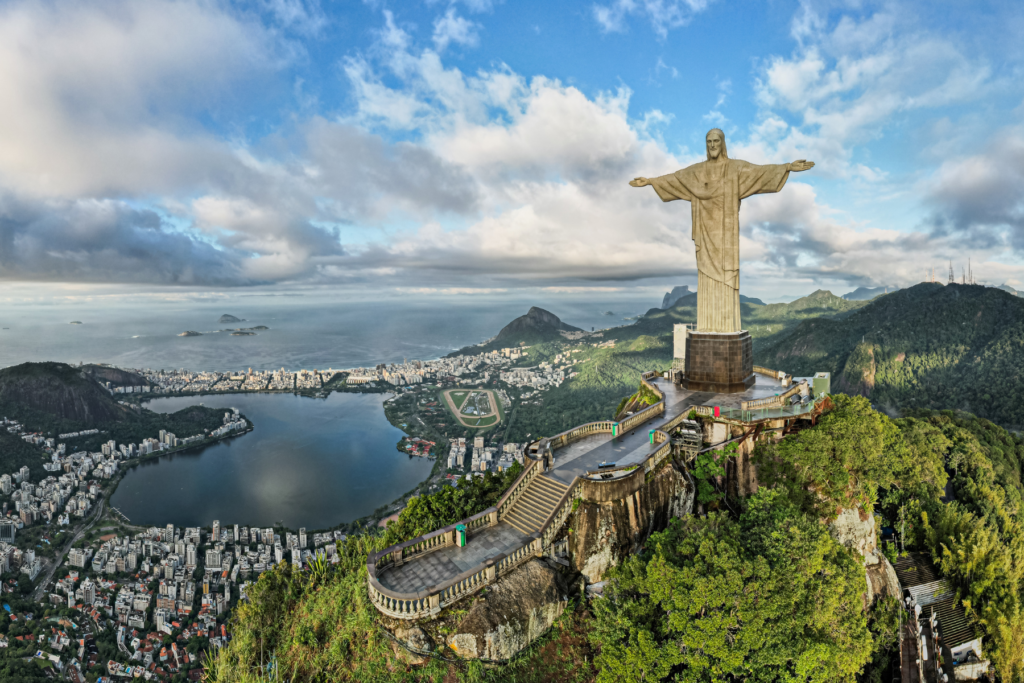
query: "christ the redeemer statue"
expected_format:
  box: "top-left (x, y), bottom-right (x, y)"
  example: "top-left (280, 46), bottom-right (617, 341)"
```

top-left (630, 129), bottom-right (814, 333)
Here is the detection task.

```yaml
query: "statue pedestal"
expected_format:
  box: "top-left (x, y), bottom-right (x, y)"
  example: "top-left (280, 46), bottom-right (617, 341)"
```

top-left (683, 330), bottom-right (754, 393)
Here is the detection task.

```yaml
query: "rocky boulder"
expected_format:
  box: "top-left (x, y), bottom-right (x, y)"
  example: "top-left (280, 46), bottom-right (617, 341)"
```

top-left (446, 558), bottom-right (568, 661)
top-left (829, 506), bottom-right (878, 564)
top-left (390, 626), bottom-right (433, 666)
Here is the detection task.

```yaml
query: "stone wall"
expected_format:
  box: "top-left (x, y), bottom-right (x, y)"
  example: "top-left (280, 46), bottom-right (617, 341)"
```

top-left (567, 462), bottom-right (693, 583)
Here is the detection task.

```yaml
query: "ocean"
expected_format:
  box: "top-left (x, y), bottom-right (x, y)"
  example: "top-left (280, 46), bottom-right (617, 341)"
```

top-left (0, 294), bottom-right (658, 371)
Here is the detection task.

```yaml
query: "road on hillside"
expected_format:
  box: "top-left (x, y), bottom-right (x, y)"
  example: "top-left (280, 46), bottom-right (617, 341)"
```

top-left (34, 498), bottom-right (106, 601)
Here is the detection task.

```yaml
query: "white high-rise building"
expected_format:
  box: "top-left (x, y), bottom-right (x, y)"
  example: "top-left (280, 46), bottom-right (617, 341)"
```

top-left (82, 580), bottom-right (95, 605)
top-left (298, 528), bottom-right (307, 549)
top-left (212, 520), bottom-right (220, 542)
top-left (0, 474), bottom-right (11, 495)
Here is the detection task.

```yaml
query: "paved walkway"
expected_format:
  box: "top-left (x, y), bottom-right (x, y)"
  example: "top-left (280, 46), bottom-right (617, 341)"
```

top-left (377, 375), bottom-right (787, 591)
top-left (547, 376), bottom-right (783, 485)
top-left (377, 522), bottom-right (526, 593)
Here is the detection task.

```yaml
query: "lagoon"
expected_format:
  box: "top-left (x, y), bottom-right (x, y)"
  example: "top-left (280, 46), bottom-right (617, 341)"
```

top-left (109, 392), bottom-right (433, 530)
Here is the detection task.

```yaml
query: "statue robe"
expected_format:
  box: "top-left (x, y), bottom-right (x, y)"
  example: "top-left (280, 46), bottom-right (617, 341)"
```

top-left (649, 158), bottom-right (790, 332)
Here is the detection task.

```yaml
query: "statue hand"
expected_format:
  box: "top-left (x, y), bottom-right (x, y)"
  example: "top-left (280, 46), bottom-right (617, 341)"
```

top-left (629, 177), bottom-right (650, 187)
top-left (789, 160), bottom-right (815, 172)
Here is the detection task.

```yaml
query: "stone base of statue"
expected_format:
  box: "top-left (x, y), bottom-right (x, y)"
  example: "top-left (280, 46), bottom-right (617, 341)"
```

top-left (683, 330), bottom-right (755, 393)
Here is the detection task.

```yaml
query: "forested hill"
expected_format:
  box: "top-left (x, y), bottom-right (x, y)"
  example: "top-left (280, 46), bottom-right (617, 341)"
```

top-left (755, 282), bottom-right (1024, 427)
top-left (632, 288), bottom-right (870, 342)
top-left (449, 306), bottom-right (583, 356)
top-left (0, 362), bottom-right (231, 479)
top-left (0, 361), bottom-right (134, 425)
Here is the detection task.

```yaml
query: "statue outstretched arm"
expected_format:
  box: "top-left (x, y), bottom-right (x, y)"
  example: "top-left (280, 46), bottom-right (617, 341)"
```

top-left (788, 160), bottom-right (815, 172)
top-left (630, 170), bottom-right (696, 202)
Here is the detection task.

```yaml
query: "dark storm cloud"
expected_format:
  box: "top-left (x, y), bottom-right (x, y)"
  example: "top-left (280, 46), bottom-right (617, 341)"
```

top-left (0, 194), bottom-right (254, 286)
top-left (924, 133), bottom-right (1024, 249)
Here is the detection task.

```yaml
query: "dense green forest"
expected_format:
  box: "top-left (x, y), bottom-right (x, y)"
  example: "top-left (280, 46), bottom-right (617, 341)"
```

top-left (754, 283), bottom-right (1024, 427)
top-left (204, 395), bottom-right (1024, 682)
top-left (0, 431), bottom-right (51, 481)
top-left (632, 288), bottom-right (869, 342)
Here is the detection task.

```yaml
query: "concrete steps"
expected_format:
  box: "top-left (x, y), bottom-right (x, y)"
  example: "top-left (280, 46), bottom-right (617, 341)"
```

top-left (502, 475), bottom-right (569, 535)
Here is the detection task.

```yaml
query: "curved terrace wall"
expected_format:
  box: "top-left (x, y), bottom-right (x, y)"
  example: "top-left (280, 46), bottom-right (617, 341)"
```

top-left (367, 372), bottom-right (685, 621)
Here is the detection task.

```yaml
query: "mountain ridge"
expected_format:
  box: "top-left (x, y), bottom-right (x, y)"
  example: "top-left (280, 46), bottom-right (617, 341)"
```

top-left (754, 282), bottom-right (1024, 426)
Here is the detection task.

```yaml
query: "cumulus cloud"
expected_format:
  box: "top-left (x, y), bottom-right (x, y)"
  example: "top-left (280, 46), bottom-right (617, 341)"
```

top-left (749, 8), bottom-right (993, 178)
top-left (0, 0), bottom-right (1019, 295)
top-left (0, 0), bottom-right (286, 199)
top-left (0, 0), bottom-right (478, 286)
top-left (923, 130), bottom-right (1024, 249)
top-left (593, 0), bottom-right (716, 38)
top-left (432, 7), bottom-right (480, 52)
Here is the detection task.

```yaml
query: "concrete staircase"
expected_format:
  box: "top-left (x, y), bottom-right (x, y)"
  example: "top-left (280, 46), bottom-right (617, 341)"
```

top-left (501, 475), bottom-right (569, 534)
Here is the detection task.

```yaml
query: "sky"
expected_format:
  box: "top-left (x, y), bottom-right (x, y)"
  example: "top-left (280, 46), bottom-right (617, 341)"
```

top-left (0, 0), bottom-right (1022, 303)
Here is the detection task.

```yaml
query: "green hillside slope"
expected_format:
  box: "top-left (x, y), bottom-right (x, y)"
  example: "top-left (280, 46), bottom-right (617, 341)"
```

top-left (0, 362), bottom-right (233, 472)
top-left (754, 283), bottom-right (1024, 427)
top-left (632, 288), bottom-right (870, 342)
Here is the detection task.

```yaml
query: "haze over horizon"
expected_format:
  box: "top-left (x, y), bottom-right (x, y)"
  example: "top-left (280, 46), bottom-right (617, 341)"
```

top-left (1, 0), bottom-right (1022, 304)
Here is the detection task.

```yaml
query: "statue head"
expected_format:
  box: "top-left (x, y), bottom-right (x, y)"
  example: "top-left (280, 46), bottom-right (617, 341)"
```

top-left (706, 129), bottom-right (727, 160)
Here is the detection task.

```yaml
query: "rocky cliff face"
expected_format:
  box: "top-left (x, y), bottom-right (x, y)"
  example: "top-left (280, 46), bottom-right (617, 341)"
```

top-left (830, 506), bottom-right (878, 562)
top-left (445, 558), bottom-right (569, 661)
top-left (567, 463), bottom-right (693, 583)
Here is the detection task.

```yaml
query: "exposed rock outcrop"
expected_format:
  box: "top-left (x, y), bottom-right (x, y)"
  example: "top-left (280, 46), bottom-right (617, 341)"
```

top-left (390, 626), bottom-right (433, 665)
top-left (830, 506), bottom-right (878, 564)
top-left (865, 556), bottom-right (901, 608)
top-left (446, 558), bottom-right (568, 660)
top-left (567, 463), bottom-right (693, 583)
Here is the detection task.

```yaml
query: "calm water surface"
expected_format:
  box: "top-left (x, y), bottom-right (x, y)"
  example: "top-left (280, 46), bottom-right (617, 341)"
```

top-left (109, 392), bottom-right (433, 530)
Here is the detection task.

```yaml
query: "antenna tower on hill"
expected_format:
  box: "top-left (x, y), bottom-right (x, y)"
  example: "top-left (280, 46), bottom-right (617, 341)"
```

top-left (948, 260), bottom-right (954, 284)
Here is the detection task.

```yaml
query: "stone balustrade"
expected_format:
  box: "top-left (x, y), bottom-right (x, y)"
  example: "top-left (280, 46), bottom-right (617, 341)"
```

top-left (496, 457), bottom-right (541, 519)
top-left (367, 534), bottom-right (544, 620)
top-left (368, 373), bottom-right (686, 620)
top-left (617, 377), bottom-right (666, 434)
top-left (752, 365), bottom-right (791, 387)
top-left (740, 381), bottom-right (804, 411)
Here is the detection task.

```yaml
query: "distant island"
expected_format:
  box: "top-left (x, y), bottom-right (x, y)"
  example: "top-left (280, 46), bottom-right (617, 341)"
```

top-left (219, 314), bottom-right (244, 323)
top-left (230, 331), bottom-right (256, 336)
top-left (222, 326), bottom-right (268, 334)
top-left (179, 331), bottom-right (202, 337)
top-left (70, 321), bottom-right (82, 325)
top-left (602, 311), bottom-right (614, 316)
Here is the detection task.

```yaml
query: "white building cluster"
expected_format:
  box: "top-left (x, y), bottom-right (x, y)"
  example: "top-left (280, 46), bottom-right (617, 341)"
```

top-left (137, 367), bottom-right (346, 394)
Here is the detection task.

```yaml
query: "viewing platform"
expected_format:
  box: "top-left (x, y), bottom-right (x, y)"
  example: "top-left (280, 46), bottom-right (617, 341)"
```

top-left (368, 369), bottom-right (826, 620)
